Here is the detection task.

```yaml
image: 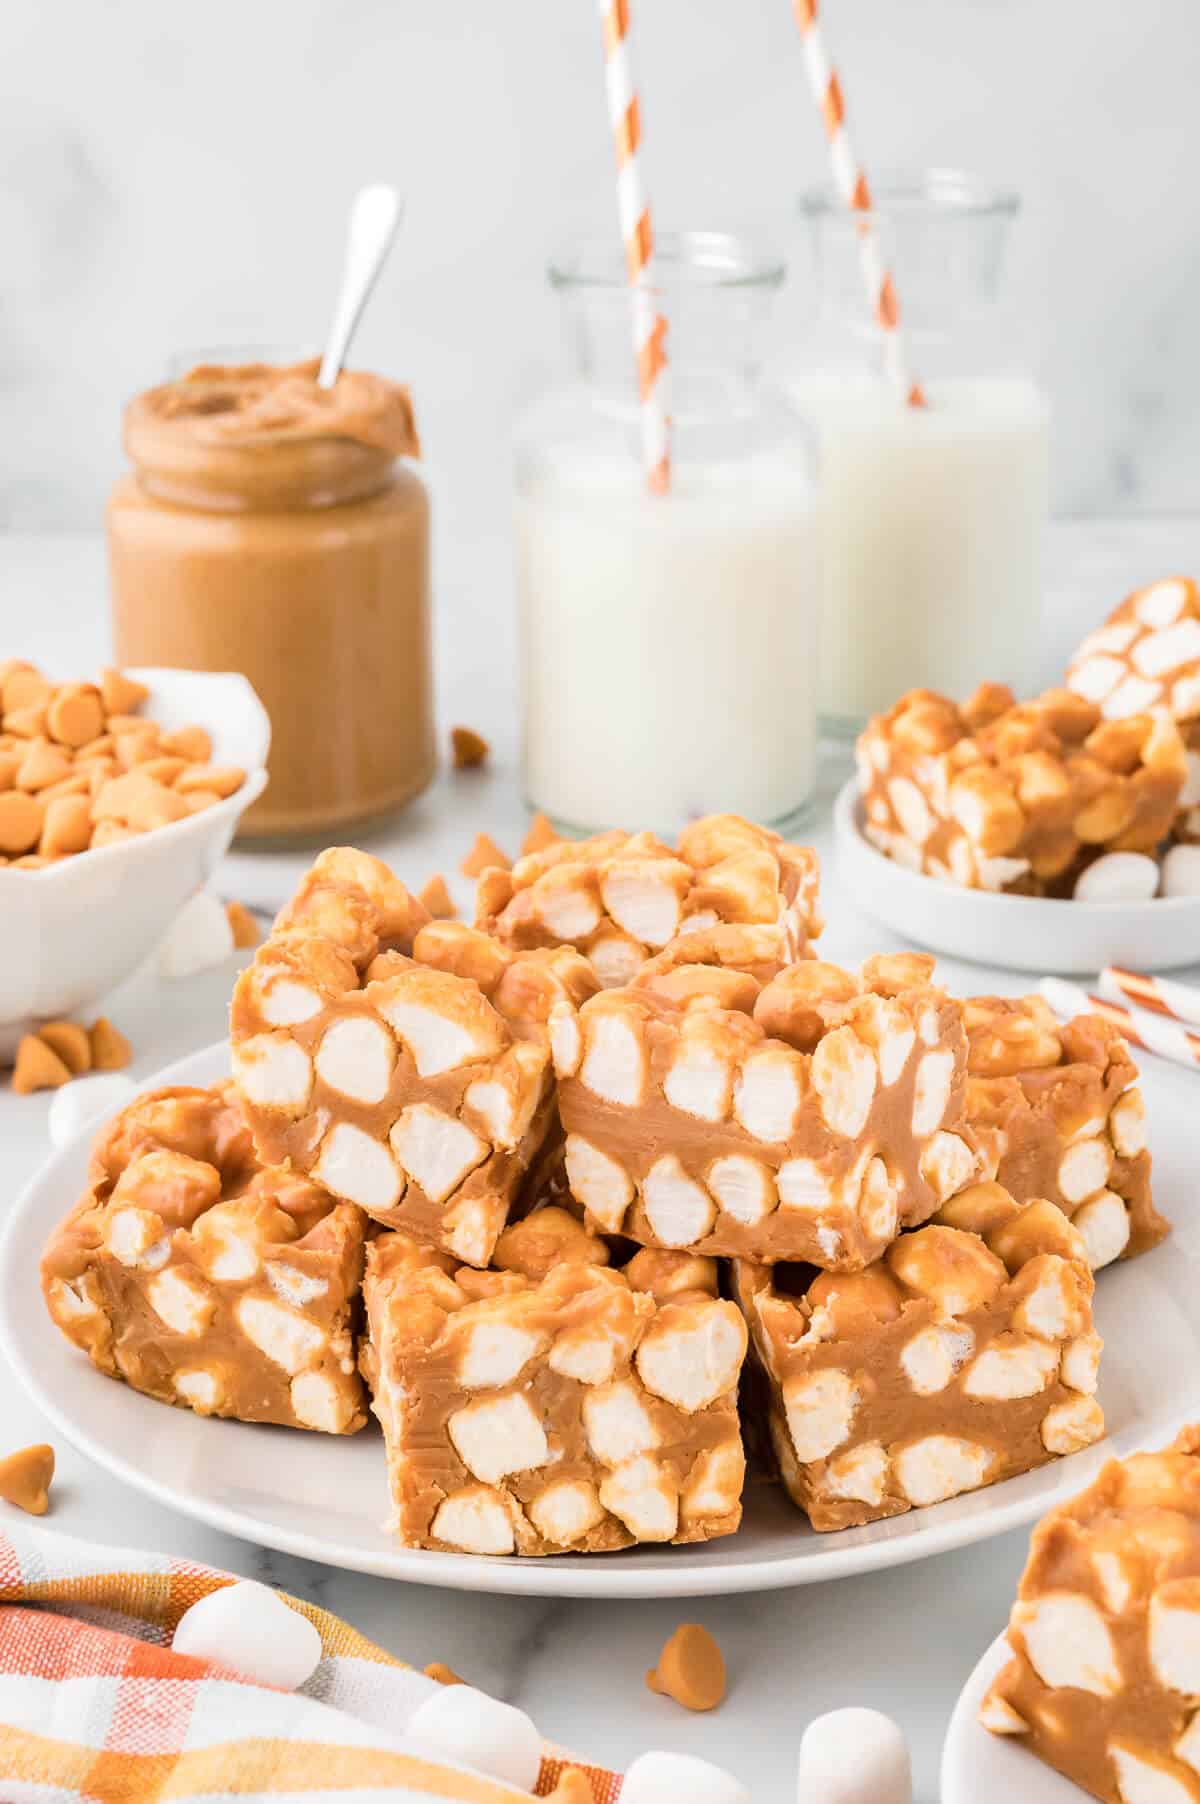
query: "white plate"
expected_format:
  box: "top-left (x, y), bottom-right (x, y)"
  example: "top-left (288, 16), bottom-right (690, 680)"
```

top-left (942, 1634), bottom-right (1084, 1803)
top-left (4, 1043), bottom-right (1200, 1601)
top-left (834, 777), bottom-right (1200, 974)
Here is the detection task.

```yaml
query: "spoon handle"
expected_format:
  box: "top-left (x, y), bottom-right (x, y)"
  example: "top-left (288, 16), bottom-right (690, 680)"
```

top-left (318, 184), bottom-right (403, 389)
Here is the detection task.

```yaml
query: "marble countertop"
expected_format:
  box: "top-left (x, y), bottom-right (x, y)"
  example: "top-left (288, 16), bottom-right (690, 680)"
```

top-left (1, 519), bottom-right (1196, 1801)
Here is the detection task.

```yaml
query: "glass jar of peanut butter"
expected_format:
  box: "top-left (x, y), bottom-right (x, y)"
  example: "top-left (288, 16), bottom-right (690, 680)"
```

top-left (107, 358), bottom-right (435, 840)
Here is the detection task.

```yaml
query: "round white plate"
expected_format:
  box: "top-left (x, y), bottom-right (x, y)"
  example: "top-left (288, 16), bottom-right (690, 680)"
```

top-left (834, 777), bottom-right (1200, 973)
top-left (5, 1043), bottom-right (1200, 1600)
top-left (942, 1634), bottom-right (1082, 1803)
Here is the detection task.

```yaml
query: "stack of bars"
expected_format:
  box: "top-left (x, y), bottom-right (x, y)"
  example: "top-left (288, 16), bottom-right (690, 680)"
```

top-left (42, 820), bottom-right (1169, 1558)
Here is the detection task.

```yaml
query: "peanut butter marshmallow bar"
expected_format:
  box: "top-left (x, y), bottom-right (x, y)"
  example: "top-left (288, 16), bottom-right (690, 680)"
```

top-left (41, 1083), bottom-right (368, 1433)
top-left (360, 1212), bottom-right (747, 1555)
top-left (1067, 577), bottom-right (1200, 840)
top-left (965, 994), bottom-right (1167, 1266)
top-left (475, 813), bottom-right (822, 988)
top-left (734, 1182), bottom-right (1104, 1531)
top-left (551, 947), bottom-right (978, 1268)
top-left (231, 849), bottom-right (596, 1268)
top-left (982, 1426), bottom-right (1200, 1803)
top-left (858, 684), bottom-right (1186, 893)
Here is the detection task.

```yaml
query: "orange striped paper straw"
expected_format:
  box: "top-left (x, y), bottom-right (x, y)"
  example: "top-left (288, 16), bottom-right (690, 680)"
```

top-left (1041, 976), bottom-right (1200, 1073)
top-left (598, 0), bottom-right (671, 493)
top-left (792, 0), bottom-right (925, 407)
top-left (1100, 966), bottom-right (1200, 1030)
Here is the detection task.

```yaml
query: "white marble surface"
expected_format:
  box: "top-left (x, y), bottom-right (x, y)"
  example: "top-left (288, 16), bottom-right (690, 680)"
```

top-left (0, 520), bottom-right (1197, 1800)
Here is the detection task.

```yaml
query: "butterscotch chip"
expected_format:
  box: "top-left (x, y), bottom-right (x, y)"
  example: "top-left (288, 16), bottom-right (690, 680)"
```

top-left (451, 726), bottom-right (490, 769)
top-left (521, 811), bottom-right (560, 856)
top-left (77, 733), bottom-right (115, 761)
top-left (546, 1771), bottom-right (592, 1802)
top-left (89, 1017), bottom-right (132, 1072)
top-left (418, 873), bottom-right (457, 919)
top-left (98, 667), bottom-right (150, 716)
top-left (460, 831), bottom-right (511, 877)
top-left (40, 772), bottom-right (91, 805)
top-left (138, 756), bottom-right (188, 787)
top-left (12, 1035), bottom-right (72, 1094)
top-left (226, 901), bottom-right (262, 949)
top-left (90, 821), bottom-right (138, 848)
top-left (38, 1021), bottom-right (92, 1076)
top-left (160, 724), bottom-right (212, 761)
top-left (17, 739), bottom-right (73, 793)
top-left (114, 727), bottom-right (161, 770)
top-left (0, 1443), bottom-right (54, 1515)
top-left (125, 780), bottom-right (190, 831)
top-left (4, 704), bottom-right (49, 739)
top-left (646, 1623), bottom-right (726, 1712)
top-left (423, 1662), bottom-right (464, 1686)
top-left (174, 763), bottom-right (245, 799)
top-left (92, 770), bottom-right (159, 822)
top-left (47, 684), bottom-right (104, 749)
top-left (0, 791), bottom-right (44, 855)
top-left (2, 668), bottom-right (51, 713)
top-left (0, 750), bottom-right (20, 791)
top-left (183, 790), bottom-right (222, 814)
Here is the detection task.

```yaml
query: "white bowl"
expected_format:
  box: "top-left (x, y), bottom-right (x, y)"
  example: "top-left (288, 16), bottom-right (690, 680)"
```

top-left (0, 668), bottom-right (269, 1042)
top-left (834, 776), bottom-right (1200, 974)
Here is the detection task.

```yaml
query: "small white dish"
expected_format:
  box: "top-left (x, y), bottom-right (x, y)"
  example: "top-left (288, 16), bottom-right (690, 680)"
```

top-left (941, 1634), bottom-right (1081, 1803)
top-left (834, 778), bottom-right (1200, 974)
top-left (0, 668), bottom-right (269, 1045)
top-left (4, 1041), bottom-right (1200, 1601)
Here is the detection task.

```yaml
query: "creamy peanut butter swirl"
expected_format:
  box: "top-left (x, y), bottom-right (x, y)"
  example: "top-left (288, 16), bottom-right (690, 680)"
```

top-left (127, 358), bottom-right (420, 458)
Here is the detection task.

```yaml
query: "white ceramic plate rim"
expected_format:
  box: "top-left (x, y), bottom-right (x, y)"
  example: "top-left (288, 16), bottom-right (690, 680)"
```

top-left (3, 1041), bottom-right (1197, 1600)
top-left (941, 1633), bottom-right (1087, 1803)
top-left (834, 776), bottom-right (1200, 918)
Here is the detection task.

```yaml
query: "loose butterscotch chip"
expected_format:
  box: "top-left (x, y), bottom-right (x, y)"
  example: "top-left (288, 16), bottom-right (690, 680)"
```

top-left (17, 739), bottom-right (73, 793)
top-left (226, 900), bottom-right (262, 949)
top-left (460, 831), bottom-right (511, 877)
top-left (0, 790), bottom-right (44, 855)
top-left (0, 1443), bottom-right (54, 1515)
top-left (418, 873), bottom-right (457, 919)
top-left (3, 669), bottom-right (52, 713)
top-left (90, 1017), bottom-right (132, 1072)
top-left (175, 763), bottom-right (245, 799)
top-left (47, 684), bottom-right (104, 749)
top-left (646, 1623), bottom-right (726, 1712)
top-left (451, 726), bottom-right (490, 769)
top-left (160, 724), bottom-right (211, 761)
top-left (12, 1035), bottom-right (71, 1094)
top-left (37, 1020), bottom-right (92, 1075)
top-left (423, 1662), bottom-right (464, 1686)
top-left (521, 811), bottom-right (560, 855)
top-left (98, 668), bottom-right (150, 716)
top-left (545, 1771), bottom-right (592, 1802)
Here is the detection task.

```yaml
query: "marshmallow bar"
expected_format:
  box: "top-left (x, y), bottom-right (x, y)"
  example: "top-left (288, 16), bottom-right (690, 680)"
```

top-left (475, 813), bottom-right (822, 988)
top-left (551, 947), bottom-right (977, 1268)
top-left (42, 1082), bottom-right (368, 1433)
top-left (736, 1182), bottom-right (1104, 1530)
top-left (858, 684), bottom-right (1186, 893)
top-left (1067, 576), bottom-right (1200, 842)
top-left (982, 1426), bottom-right (1200, 1803)
top-left (231, 849), bottom-right (595, 1267)
top-left (965, 994), bottom-right (1168, 1266)
top-left (360, 1218), bottom-right (747, 1554)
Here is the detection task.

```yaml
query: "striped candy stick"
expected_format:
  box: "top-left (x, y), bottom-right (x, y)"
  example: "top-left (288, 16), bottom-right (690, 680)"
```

top-left (792, 0), bottom-right (926, 408)
top-left (1041, 976), bottom-right (1200, 1073)
top-left (598, 0), bottom-right (670, 494)
top-left (1100, 966), bottom-right (1200, 1030)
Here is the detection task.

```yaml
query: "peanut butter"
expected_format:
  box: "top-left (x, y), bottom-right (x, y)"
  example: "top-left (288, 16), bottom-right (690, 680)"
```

top-left (107, 359), bottom-right (435, 840)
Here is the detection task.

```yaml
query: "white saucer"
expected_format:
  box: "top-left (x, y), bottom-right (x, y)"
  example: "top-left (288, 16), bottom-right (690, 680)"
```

top-left (942, 1634), bottom-right (1084, 1802)
top-left (834, 777), bottom-right (1200, 974)
top-left (5, 1041), bottom-right (1200, 1599)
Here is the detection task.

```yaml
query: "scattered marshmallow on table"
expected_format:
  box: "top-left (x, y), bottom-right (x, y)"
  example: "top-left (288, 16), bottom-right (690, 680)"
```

top-left (1072, 850), bottom-right (1160, 902)
top-left (172, 1579), bottom-right (322, 1690)
top-left (47, 1072), bottom-right (138, 1148)
top-left (157, 889), bottom-right (236, 978)
top-left (1160, 842), bottom-right (1200, 897)
top-left (622, 1749), bottom-right (751, 1804)
top-left (797, 1708), bottom-right (911, 1804)
top-left (405, 1684), bottom-right (541, 1792)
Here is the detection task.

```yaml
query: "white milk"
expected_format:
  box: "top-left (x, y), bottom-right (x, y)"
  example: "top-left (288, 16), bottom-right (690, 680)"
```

top-left (798, 376), bottom-right (1049, 729)
top-left (517, 453), bottom-right (819, 834)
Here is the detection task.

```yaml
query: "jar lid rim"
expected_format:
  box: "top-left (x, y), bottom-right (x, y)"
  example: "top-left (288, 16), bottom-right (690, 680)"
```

top-left (799, 168), bottom-right (1020, 222)
top-left (549, 229), bottom-right (787, 291)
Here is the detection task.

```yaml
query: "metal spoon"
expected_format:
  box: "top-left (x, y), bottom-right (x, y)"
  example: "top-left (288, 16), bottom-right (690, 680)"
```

top-left (317, 183), bottom-right (403, 388)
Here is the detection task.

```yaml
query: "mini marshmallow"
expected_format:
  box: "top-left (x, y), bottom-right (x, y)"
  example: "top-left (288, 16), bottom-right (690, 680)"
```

top-left (158, 890), bottom-right (236, 978)
top-left (47, 1073), bottom-right (139, 1149)
top-left (172, 1579), bottom-right (322, 1691)
top-left (405, 1683), bottom-right (541, 1792)
top-left (1160, 843), bottom-right (1200, 898)
top-left (621, 1750), bottom-right (751, 1804)
top-left (1073, 851), bottom-right (1160, 904)
top-left (797, 1707), bottom-right (912, 1804)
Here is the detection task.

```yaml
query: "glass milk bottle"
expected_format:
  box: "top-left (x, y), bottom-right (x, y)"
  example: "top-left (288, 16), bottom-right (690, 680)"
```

top-left (791, 171), bottom-right (1049, 736)
top-left (516, 231), bottom-right (819, 835)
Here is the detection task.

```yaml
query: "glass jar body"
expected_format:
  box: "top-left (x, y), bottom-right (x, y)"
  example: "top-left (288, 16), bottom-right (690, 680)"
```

top-left (516, 233), bottom-right (820, 837)
top-left (791, 172), bottom-right (1050, 735)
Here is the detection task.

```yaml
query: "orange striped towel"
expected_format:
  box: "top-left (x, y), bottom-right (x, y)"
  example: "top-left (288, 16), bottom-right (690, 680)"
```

top-left (0, 1518), bottom-right (621, 1800)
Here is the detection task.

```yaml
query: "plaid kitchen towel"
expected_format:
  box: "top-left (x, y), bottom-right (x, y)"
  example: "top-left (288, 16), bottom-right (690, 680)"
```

top-left (0, 1519), bottom-right (621, 1801)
